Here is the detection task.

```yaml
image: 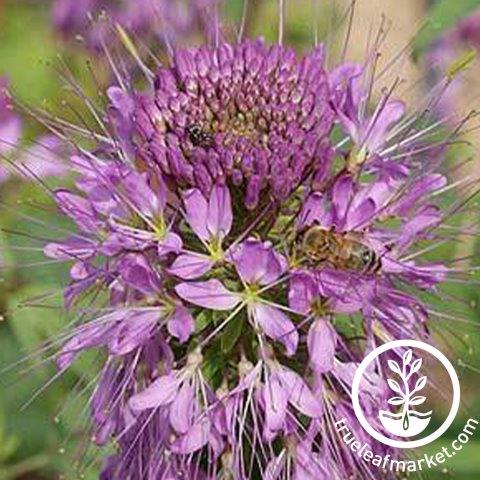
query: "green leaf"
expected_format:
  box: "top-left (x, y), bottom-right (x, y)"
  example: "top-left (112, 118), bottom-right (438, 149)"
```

top-left (8, 285), bottom-right (65, 351)
top-left (195, 310), bottom-right (214, 333)
top-left (201, 349), bottom-right (225, 390)
top-left (220, 314), bottom-right (243, 354)
top-left (0, 3), bottom-right (60, 104)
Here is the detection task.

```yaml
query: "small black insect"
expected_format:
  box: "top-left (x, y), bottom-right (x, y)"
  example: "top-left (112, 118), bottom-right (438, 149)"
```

top-left (186, 124), bottom-right (215, 149)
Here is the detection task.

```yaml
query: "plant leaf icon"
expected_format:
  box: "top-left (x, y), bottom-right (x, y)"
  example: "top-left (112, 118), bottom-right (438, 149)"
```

top-left (410, 358), bottom-right (422, 374)
top-left (414, 376), bottom-right (427, 392)
top-left (387, 379), bottom-right (403, 395)
top-left (410, 396), bottom-right (427, 405)
top-left (388, 360), bottom-right (402, 375)
top-left (403, 349), bottom-right (413, 366)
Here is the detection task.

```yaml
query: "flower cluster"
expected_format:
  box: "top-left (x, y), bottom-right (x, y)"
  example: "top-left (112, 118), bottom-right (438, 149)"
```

top-left (44, 37), bottom-right (456, 479)
top-left (133, 40), bottom-right (334, 209)
top-left (52, 0), bottom-right (215, 50)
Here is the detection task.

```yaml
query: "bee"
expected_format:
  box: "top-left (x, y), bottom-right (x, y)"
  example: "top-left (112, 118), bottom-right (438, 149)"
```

top-left (186, 124), bottom-right (215, 149)
top-left (296, 225), bottom-right (382, 274)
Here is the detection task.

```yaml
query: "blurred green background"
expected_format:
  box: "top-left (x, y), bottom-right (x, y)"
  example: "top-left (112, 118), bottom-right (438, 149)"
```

top-left (0, 0), bottom-right (480, 478)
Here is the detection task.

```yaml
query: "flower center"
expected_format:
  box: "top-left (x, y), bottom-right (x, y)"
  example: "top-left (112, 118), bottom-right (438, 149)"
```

top-left (243, 283), bottom-right (261, 304)
top-left (207, 235), bottom-right (224, 262)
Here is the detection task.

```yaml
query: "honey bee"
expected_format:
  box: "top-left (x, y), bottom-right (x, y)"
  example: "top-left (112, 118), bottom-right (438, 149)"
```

top-left (296, 225), bottom-right (381, 274)
top-left (186, 124), bottom-right (215, 149)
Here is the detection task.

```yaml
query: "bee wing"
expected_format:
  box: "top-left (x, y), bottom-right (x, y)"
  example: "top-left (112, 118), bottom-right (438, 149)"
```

top-left (342, 230), bottom-right (365, 243)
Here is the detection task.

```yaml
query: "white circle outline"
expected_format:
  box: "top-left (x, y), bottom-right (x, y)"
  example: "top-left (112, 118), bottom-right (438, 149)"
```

top-left (352, 340), bottom-right (461, 449)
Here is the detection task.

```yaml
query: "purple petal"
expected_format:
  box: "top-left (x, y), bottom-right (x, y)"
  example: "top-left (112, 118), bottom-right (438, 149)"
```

top-left (54, 189), bottom-right (100, 232)
top-left (288, 272), bottom-right (317, 314)
top-left (0, 116), bottom-right (21, 156)
top-left (393, 174), bottom-right (447, 217)
top-left (158, 231), bottom-right (182, 256)
top-left (231, 362), bottom-right (262, 394)
top-left (44, 236), bottom-right (96, 260)
top-left (298, 192), bottom-right (330, 229)
top-left (170, 417), bottom-right (210, 454)
top-left (337, 109), bottom-right (361, 145)
top-left (263, 374), bottom-right (288, 432)
top-left (231, 239), bottom-right (287, 285)
top-left (398, 205), bottom-right (440, 250)
top-left (169, 382), bottom-right (196, 434)
top-left (57, 318), bottom-right (115, 369)
top-left (329, 63), bottom-right (363, 107)
top-left (175, 280), bottom-right (241, 310)
top-left (207, 184), bottom-right (232, 238)
top-left (208, 428), bottom-right (225, 460)
top-left (183, 188), bottom-right (209, 241)
top-left (64, 272), bottom-right (99, 309)
top-left (307, 319), bottom-right (337, 374)
top-left (276, 367), bottom-right (323, 417)
top-left (17, 135), bottom-right (68, 179)
top-left (252, 304), bottom-right (298, 356)
top-left (70, 261), bottom-right (92, 280)
top-left (331, 175), bottom-right (353, 226)
top-left (107, 86), bottom-right (134, 116)
top-left (122, 170), bottom-right (164, 217)
top-left (116, 253), bottom-right (161, 295)
top-left (169, 252), bottom-right (214, 279)
top-left (129, 374), bottom-right (180, 411)
top-left (108, 310), bottom-right (159, 355)
top-left (295, 443), bottom-right (329, 479)
top-left (265, 454), bottom-right (286, 480)
top-left (345, 198), bottom-right (375, 230)
top-left (167, 306), bottom-right (195, 343)
top-left (366, 100), bottom-right (405, 153)
top-left (316, 269), bottom-right (365, 314)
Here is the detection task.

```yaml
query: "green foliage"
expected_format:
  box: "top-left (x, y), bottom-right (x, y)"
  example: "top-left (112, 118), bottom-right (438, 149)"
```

top-left (0, 411), bottom-right (19, 466)
top-left (414, 0), bottom-right (480, 57)
top-left (221, 313), bottom-right (244, 354)
top-left (0, 2), bottom-right (60, 106)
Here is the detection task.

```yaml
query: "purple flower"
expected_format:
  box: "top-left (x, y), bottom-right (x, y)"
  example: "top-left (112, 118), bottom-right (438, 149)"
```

top-left (331, 64), bottom-right (405, 165)
top-left (176, 238), bottom-right (299, 355)
top-left (31, 22), bottom-right (465, 480)
top-left (52, 0), bottom-right (215, 51)
top-left (169, 183), bottom-right (232, 279)
top-left (129, 349), bottom-right (224, 457)
top-left (57, 308), bottom-right (161, 369)
top-left (0, 79), bottom-right (70, 184)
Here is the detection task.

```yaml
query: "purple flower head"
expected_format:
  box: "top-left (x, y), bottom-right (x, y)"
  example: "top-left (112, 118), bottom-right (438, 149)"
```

top-left (130, 39), bottom-right (335, 209)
